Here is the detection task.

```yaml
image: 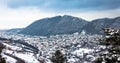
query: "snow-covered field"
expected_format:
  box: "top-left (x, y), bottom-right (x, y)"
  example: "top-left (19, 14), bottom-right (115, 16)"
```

top-left (2, 42), bottom-right (39, 63)
top-left (2, 53), bottom-right (17, 63)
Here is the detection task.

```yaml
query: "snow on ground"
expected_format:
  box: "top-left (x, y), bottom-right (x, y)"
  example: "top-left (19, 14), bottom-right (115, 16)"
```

top-left (5, 50), bottom-right (13, 54)
top-left (14, 53), bottom-right (39, 63)
top-left (4, 49), bottom-right (39, 63)
top-left (2, 53), bottom-right (17, 63)
top-left (72, 48), bottom-right (94, 57)
top-left (67, 58), bottom-right (79, 63)
top-left (3, 43), bottom-right (22, 50)
top-left (2, 43), bottom-right (39, 63)
top-left (0, 32), bottom-right (105, 63)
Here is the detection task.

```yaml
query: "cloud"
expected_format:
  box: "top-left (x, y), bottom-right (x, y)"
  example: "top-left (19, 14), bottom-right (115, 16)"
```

top-left (0, 0), bottom-right (120, 29)
top-left (7, 0), bottom-right (120, 11)
top-left (0, 7), bottom-right (59, 29)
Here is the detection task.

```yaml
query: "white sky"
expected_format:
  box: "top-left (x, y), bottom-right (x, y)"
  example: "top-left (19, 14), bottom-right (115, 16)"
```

top-left (0, 0), bottom-right (120, 29)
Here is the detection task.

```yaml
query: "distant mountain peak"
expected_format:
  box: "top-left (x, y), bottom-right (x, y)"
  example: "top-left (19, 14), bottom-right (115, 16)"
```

top-left (63, 15), bottom-right (73, 17)
top-left (19, 15), bottom-right (88, 36)
top-left (19, 16), bottom-right (120, 36)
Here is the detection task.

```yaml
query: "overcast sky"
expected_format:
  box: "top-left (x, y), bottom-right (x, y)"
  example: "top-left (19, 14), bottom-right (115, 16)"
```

top-left (0, 0), bottom-right (120, 29)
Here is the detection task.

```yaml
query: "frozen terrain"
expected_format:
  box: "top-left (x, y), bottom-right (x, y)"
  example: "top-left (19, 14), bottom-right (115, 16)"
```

top-left (0, 32), bottom-right (106, 63)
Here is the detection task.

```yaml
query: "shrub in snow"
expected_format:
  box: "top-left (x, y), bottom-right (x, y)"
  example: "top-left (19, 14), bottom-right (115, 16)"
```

top-left (94, 28), bottom-right (120, 63)
top-left (51, 50), bottom-right (66, 63)
top-left (0, 43), bottom-right (6, 63)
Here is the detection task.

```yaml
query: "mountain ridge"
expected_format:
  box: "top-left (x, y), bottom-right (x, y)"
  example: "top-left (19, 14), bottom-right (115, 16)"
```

top-left (84, 16), bottom-right (120, 34)
top-left (19, 15), bottom-right (88, 36)
top-left (19, 15), bottom-right (120, 36)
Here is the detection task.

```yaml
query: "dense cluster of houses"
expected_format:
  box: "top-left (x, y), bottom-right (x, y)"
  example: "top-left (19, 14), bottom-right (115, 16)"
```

top-left (0, 32), bottom-right (106, 63)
